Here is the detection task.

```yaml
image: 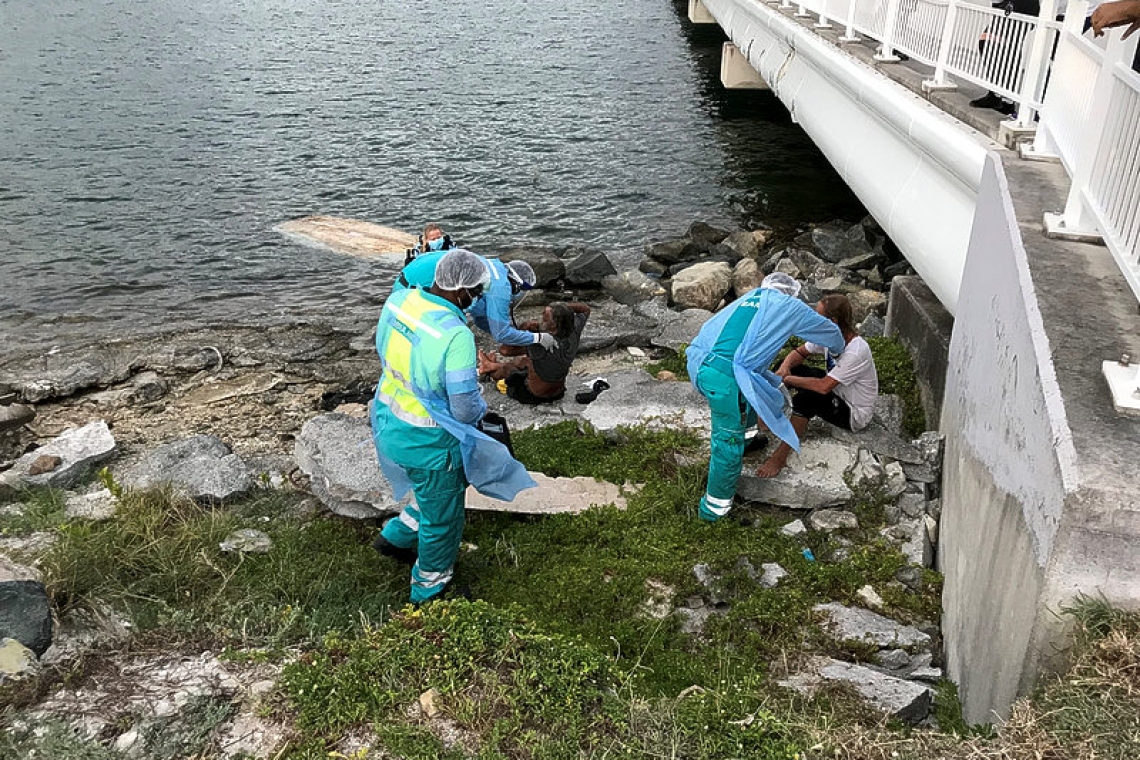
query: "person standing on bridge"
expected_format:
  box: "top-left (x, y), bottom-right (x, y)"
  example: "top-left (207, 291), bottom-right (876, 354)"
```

top-left (686, 273), bottom-right (846, 522)
top-left (371, 248), bottom-right (535, 604)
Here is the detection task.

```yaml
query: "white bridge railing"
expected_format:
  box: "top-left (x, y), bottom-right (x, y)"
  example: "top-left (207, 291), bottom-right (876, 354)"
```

top-left (749, 0), bottom-right (1140, 301)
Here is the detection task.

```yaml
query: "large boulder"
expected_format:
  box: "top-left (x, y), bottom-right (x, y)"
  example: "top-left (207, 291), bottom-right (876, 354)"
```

top-left (563, 249), bottom-right (617, 287)
top-left (686, 221), bottom-right (730, 246)
top-left (294, 413), bottom-right (408, 519)
top-left (736, 438), bottom-right (857, 509)
top-left (732, 258), bottom-right (763, 295)
top-left (574, 300), bottom-right (660, 353)
top-left (119, 435), bottom-right (252, 502)
top-left (602, 270), bottom-right (666, 306)
top-left (1, 421), bottom-right (116, 490)
top-left (807, 221), bottom-right (876, 265)
top-left (646, 239), bottom-right (703, 267)
top-left (721, 229), bottom-right (761, 261)
top-left (671, 261), bottom-right (733, 312)
top-left (499, 247), bottom-right (565, 288)
top-left (650, 308), bottom-right (713, 352)
top-left (0, 580), bottom-right (53, 656)
top-left (847, 288), bottom-right (888, 322)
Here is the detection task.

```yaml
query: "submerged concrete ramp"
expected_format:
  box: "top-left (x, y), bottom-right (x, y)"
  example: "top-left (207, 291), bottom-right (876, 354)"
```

top-left (276, 216), bottom-right (416, 259)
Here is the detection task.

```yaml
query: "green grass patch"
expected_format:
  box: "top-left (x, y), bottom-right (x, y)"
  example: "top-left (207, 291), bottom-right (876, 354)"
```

top-left (0, 487), bottom-right (68, 536)
top-left (866, 336), bottom-right (926, 437)
top-left (645, 345), bottom-right (689, 380)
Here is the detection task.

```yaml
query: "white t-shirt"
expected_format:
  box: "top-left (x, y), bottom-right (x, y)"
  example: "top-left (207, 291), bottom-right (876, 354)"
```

top-left (803, 336), bottom-right (879, 430)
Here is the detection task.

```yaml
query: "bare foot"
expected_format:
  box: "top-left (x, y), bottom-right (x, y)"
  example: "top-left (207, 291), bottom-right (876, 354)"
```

top-left (756, 454), bottom-right (787, 478)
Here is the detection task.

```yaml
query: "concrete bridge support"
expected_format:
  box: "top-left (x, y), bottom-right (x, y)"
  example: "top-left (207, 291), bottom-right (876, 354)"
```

top-left (720, 42), bottom-right (769, 90)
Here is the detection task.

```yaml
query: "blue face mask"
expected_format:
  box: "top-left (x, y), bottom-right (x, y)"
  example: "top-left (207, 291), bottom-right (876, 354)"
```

top-left (427, 237), bottom-right (445, 251)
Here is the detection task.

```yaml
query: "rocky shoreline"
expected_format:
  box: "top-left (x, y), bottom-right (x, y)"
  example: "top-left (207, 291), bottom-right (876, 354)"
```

top-left (0, 217), bottom-right (951, 756)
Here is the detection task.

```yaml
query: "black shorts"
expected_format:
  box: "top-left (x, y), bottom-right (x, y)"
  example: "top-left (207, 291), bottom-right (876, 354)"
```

top-left (505, 370), bottom-right (564, 406)
top-left (789, 366), bottom-right (852, 430)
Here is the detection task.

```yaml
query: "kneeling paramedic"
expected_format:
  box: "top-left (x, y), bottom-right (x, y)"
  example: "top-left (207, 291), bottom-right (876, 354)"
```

top-left (371, 249), bottom-right (535, 603)
top-left (685, 273), bottom-right (845, 522)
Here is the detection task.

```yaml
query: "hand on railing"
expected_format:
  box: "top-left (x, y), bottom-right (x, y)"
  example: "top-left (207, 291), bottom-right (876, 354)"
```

top-left (1091, 0), bottom-right (1140, 38)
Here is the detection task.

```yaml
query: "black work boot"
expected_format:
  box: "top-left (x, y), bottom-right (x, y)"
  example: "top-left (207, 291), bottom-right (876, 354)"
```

top-left (574, 377), bottom-right (610, 405)
top-left (373, 534), bottom-right (417, 565)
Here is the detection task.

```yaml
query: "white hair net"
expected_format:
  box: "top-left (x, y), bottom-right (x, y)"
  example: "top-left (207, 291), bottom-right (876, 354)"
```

top-left (760, 272), bottom-right (802, 298)
top-left (434, 249), bottom-right (490, 290)
top-left (506, 260), bottom-right (537, 288)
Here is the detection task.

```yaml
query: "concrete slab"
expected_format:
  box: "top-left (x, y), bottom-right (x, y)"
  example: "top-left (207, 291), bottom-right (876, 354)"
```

top-left (465, 473), bottom-right (627, 514)
top-left (736, 439), bottom-right (856, 509)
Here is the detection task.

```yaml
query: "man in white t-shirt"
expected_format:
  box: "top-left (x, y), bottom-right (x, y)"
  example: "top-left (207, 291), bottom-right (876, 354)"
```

top-left (757, 294), bottom-right (879, 478)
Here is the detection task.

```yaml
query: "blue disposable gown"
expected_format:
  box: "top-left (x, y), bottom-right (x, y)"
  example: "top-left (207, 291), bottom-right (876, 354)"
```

top-left (468, 258), bottom-right (537, 347)
top-left (686, 288), bottom-right (846, 452)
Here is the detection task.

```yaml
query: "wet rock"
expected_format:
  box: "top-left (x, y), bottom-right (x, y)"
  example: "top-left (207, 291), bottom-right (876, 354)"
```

top-left (759, 562), bottom-right (788, 588)
top-left (17, 357), bottom-right (136, 404)
top-left (687, 221), bottom-right (730, 246)
top-left (0, 638), bottom-right (40, 682)
top-left (563, 249), bottom-right (617, 287)
top-left (650, 307), bottom-right (713, 352)
top-left (4, 421), bottom-right (117, 489)
top-left (500, 247), bottom-right (565, 287)
top-left (65, 488), bottom-right (118, 521)
top-left (859, 313), bottom-right (886, 338)
top-left (722, 229), bottom-right (760, 260)
top-left (780, 519), bottom-right (806, 536)
top-left (294, 413), bottom-right (408, 519)
top-left (809, 508), bottom-right (859, 532)
top-left (638, 257), bottom-right (670, 277)
top-left (0, 580), bottom-right (53, 656)
top-left (120, 435), bottom-right (252, 503)
top-left (602, 270), bottom-right (666, 306)
top-left (732, 258), bottom-right (762, 295)
top-left (0, 403), bottom-right (35, 433)
top-left (579, 369), bottom-right (710, 434)
top-left (736, 439), bottom-right (856, 509)
top-left (671, 261), bottom-right (733, 311)
top-left (814, 602), bottom-right (932, 650)
top-left (219, 529), bottom-right (272, 554)
top-left (780, 657), bottom-right (932, 724)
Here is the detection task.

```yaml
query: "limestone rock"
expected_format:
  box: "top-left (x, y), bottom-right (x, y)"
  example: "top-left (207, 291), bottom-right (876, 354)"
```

top-left (6, 421), bottom-right (117, 489)
top-left (641, 580), bottom-right (676, 620)
top-left (219, 529), bottom-right (272, 554)
top-left (871, 395), bottom-right (906, 436)
top-left (732, 258), bottom-right (763, 295)
top-left (781, 657), bottom-right (932, 724)
top-left (857, 584), bottom-right (885, 609)
top-left (671, 262), bottom-right (733, 312)
top-left (120, 435), bottom-right (251, 503)
top-left (602, 270), bottom-right (666, 306)
top-left (0, 638), bottom-right (40, 682)
top-left (897, 493), bottom-right (926, 519)
top-left (882, 519), bottom-right (933, 567)
top-left (563, 249), bottom-right (617, 287)
top-left (294, 413), bottom-right (408, 519)
top-left (875, 648), bottom-right (911, 670)
top-left (649, 308), bottom-right (714, 352)
top-left (0, 403), bottom-right (35, 433)
top-left (814, 602), bottom-right (931, 650)
top-left (722, 229), bottom-right (760, 260)
top-left (809, 509), bottom-right (859, 532)
top-left (883, 462), bottom-right (908, 499)
top-left (759, 563), bottom-right (788, 588)
top-left (0, 557), bottom-right (40, 584)
top-left (65, 489), bottom-right (118, 521)
top-left (780, 519), bottom-right (806, 536)
top-left (902, 461), bottom-right (937, 483)
top-left (0, 580), bottom-right (53, 656)
top-left (848, 447), bottom-right (886, 489)
top-left (774, 258), bottom-right (802, 279)
top-left (736, 439), bottom-right (856, 509)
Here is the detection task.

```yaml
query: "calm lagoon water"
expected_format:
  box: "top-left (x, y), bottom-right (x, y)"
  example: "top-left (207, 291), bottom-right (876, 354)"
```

top-left (0, 0), bottom-right (861, 355)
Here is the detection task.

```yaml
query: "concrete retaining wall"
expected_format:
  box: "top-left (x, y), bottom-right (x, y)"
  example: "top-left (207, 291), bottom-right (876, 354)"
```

top-left (885, 276), bottom-right (953, 430)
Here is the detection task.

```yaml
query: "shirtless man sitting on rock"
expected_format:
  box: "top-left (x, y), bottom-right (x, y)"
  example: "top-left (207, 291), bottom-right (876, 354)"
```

top-left (477, 302), bottom-right (590, 405)
top-left (758, 294), bottom-right (879, 478)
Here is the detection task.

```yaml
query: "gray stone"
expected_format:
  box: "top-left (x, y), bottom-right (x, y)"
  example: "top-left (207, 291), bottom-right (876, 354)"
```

top-left (602, 270), bottom-right (666, 306)
top-left (129, 371), bottom-right (170, 404)
top-left (915, 431), bottom-right (945, 467)
top-left (646, 239), bottom-right (691, 266)
top-left (119, 435), bottom-right (252, 503)
top-left (774, 258), bottom-right (802, 279)
top-left (577, 300), bottom-right (661, 353)
top-left (824, 420), bottom-right (924, 465)
top-left (686, 221), bottom-right (730, 245)
top-left (671, 261), bottom-right (733, 312)
top-left (883, 461), bottom-right (908, 499)
top-left (219, 528), bottom-right (272, 554)
top-left (848, 447), bottom-right (885, 489)
top-left (882, 519), bottom-right (933, 568)
top-left (563, 249), bottom-right (617, 287)
top-left (638, 257), bottom-right (670, 277)
top-left (870, 395), bottom-right (905, 436)
top-left (294, 413), bottom-right (408, 519)
top-left (860, 313), bottom-right (886, 338)
top-left (799, 282), bottom-right (823, 306)
top-left (760, 248), bottom-right (784, 275)
top-left (732, 258), bottom-right (763, 295)
top-left (898, 493), bottom-right (926, 519)
top-left (924, 515), bottom-right (939, 547)
top-left (911, 666), bottom-right (943, 682)
top-left (838, 251), bottom-right (885, 271)
top-left (809, 508), bottom-right (859, 532)
top-left (677, 605), bottom-right (716, 635)
top-left (925, 498), bottom-right (942, 521)
top-left (650, 308), bottom-right (714, 352)
top-left (895, 566), bottom-right (924, 592)
top-left (0, 557), bottom-right (40, 584)
top-left (901, 461), bottom-right (937, 483)
top-left (500, 247), bottom-right (566, 287)
top-left (875, 648), bottom-right (911, 670)
top-left (780, 519), bottom-right (806, 536)
top-left (579, 369), bottom-right (710, 434)
top-left (847, 289), bottom-right (889, 323)
top-left (65, 489), bottom-right (118, 521)
top-left (736, 439), bottom-right (856, 509)
top-left (7, 421), bottom-right (117, 489)
top-left (759, 562), bottom-right (788, 588)
top-left (819, 659), bottom-right (933, 723)
top-left (0, 638), bottom-right (40, 682)
top-left (812, 223), bottom-right (876, 265)
top-left (857, 584), bottom-right (885, 609)
top-left (787, 247), bottom-right (829, 279)
top-left (0, 580), bottom-right (53, 656)
top-left (17, 357), bottom-right (136, 404)
top-left (722, 229), bottom-right (761, 260)
top-left (814, 602), bottom-right (932, 650)
top-left (0, 404), bottom-right (35, 433)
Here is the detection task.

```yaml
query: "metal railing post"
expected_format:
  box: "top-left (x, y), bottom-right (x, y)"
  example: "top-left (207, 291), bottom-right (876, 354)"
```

top-left (1012, 0), bottom-right (1059, 126)
top-left (816, 0), bottom-right (834, 27)
top-left (875, 0), bottom-right (903, 61)
top-left (796, 2), bottom-right (812, 18)
top-left (923, 0), bottom-right (960, 90)
top-left (841, 0), bottom-right (861, 41)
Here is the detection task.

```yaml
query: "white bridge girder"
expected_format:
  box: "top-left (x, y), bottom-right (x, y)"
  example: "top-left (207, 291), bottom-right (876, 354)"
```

top-left (699, 0), bottom-right (998, 314)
